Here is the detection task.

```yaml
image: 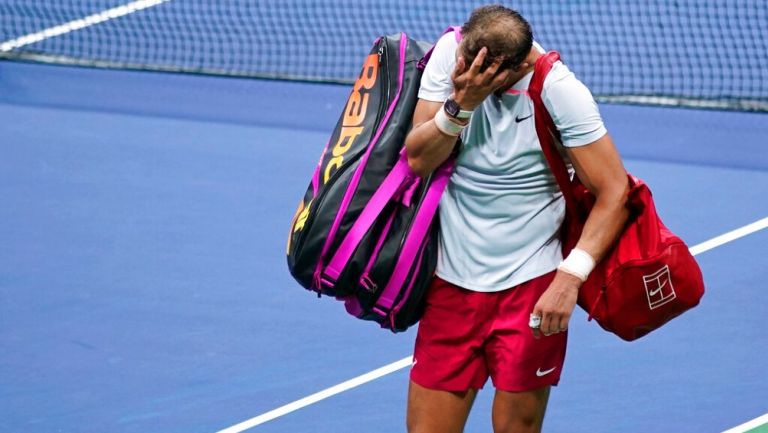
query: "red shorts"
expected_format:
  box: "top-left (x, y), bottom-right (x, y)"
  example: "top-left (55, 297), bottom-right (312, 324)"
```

top-left (410, 272), bottom-right (567, 392)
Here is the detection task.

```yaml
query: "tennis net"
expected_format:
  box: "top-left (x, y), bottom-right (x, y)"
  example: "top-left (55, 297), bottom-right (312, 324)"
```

top-left (1, 0), bottom-right (766, 111)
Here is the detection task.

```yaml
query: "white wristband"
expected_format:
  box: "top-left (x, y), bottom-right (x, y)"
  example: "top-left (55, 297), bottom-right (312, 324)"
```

top-left (557, 248), bottom-right (596, 282)
top-left (434, 107), bottom-right (466, 137)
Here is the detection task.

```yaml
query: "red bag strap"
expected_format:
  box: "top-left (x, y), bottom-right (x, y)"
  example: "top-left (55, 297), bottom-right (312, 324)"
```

top-left (527, 51), bottom-right (580, 218)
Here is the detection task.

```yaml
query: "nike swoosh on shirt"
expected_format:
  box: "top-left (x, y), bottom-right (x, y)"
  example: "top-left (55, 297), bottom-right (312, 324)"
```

top-left (536, 367), bottom-right (557, 377)
top-left (515, 114), bottom-right (533, 123)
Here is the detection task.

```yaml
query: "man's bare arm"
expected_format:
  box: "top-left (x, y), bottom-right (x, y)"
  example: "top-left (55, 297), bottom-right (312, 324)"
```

top-left (566, 132), bottom-right (630, 262)
top-left (404, 100), bottom-right (462, 176)
top-left (533, 132), bottom-right (630, 337)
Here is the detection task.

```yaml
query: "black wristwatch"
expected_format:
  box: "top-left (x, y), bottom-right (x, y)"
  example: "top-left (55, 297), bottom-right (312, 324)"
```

top-left (443, 98), bottom-right (473, 120)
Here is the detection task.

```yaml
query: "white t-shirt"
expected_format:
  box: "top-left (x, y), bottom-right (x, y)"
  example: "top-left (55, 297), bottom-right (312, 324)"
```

top-left (420, 32), bottom-right (607, 292)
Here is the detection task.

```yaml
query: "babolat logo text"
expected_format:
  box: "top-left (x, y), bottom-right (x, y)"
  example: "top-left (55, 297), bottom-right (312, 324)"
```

top-left (323, 54), bottom-right (379, 183)
top-left (643, 265), bottom-right (677, 310)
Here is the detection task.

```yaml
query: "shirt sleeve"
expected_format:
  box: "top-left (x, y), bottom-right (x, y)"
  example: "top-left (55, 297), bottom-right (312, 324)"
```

top-left (418, 32), bottom-right (459, 102)
top-left (542, 67), bottom-right (608, 147)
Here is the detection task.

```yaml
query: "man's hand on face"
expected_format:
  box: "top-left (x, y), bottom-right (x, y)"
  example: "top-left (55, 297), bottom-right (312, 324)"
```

top-left (450, 47), bottom-right (515, 110)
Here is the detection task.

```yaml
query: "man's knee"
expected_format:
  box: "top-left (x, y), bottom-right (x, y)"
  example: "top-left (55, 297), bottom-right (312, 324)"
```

top-left (491, 388), bottom-right (549, 433)
top-left (492, 413), bottom-right (542, 433)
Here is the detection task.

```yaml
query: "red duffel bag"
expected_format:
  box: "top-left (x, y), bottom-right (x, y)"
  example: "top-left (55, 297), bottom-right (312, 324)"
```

top-left (528, 51), bottom-right (705, 341)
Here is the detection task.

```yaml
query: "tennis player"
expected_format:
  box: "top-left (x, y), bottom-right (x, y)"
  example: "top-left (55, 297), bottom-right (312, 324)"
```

top-left (404, 5), bottom-right (630, 432)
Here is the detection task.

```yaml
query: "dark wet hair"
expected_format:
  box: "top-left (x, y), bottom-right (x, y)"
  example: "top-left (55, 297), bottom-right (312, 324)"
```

top-left (460, 4), bottom-right (533, 72)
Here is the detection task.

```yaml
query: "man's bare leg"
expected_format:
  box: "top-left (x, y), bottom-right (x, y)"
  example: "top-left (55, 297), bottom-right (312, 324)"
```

top-left (407, 381), bottom-right (478, 433)
top-left (491, 386), bottom-right (550, 433)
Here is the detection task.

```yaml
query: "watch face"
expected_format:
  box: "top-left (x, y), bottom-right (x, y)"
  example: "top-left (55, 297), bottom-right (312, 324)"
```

top-left (444, 99), bottom-right (461, 118)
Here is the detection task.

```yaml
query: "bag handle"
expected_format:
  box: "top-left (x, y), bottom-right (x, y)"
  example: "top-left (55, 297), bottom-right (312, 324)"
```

top-left (322, 152), bottom-right (417, 284)
top-left (374, 155), bottom-right (455, 315)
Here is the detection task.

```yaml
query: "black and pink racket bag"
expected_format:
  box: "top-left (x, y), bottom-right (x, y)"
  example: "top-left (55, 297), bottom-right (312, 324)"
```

top-left (286, 30), bottom-right (459, 332)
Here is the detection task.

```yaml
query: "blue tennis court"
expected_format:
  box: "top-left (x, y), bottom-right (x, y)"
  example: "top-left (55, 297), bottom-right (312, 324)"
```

top-left (1, 2), bottom-right (767, 433)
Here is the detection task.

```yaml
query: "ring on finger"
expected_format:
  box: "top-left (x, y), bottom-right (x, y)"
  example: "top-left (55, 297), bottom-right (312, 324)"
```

top-left (529, 314), bottom-right (542, 329)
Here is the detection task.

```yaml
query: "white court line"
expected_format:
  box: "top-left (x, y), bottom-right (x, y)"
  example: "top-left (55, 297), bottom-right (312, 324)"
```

top-left (689, 216), bottom-right (768, 256)
top-left (218, 215), bottom-right (768, 433)
top-left (0, 0), bottom-right (171, 52)
top-left (216, 357), bottom-right (413, 433)
top-left (722, 413), bottom-right (768, 433)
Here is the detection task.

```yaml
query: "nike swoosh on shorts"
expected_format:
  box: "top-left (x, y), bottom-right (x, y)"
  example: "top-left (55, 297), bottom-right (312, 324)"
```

top-left (536, 367), bottom-right (557, 377)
